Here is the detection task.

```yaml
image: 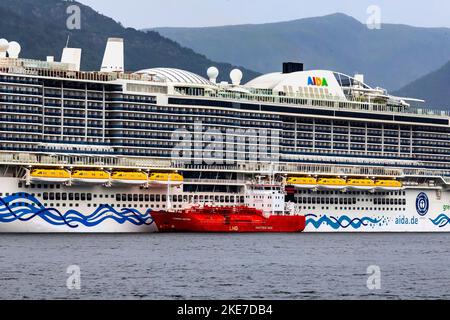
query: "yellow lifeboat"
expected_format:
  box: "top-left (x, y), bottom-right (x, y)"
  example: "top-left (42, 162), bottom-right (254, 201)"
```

top-left (30, 168), bottom-right (70, 183)
top-left (346, 178), bottom-right (375, 190)
top-left (375, 179), bottom-right (403, 191)
top-left (317, 177), bottom-right (347, 190)
top-left (71, 170), bottom-right (110, 184)
top-left (149, 173), bottom-right (184, 186)
top-left (286, 176), bottom-right (317, 188)
top-left (110, 171), bottom-right (148, 185)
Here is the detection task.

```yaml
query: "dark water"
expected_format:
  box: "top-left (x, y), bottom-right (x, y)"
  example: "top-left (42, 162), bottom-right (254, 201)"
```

top-left (1, 233), bottom-right (450, 300)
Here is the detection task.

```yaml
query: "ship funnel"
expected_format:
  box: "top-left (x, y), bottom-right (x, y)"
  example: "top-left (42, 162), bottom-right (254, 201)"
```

top-left (61, 47), bottom-right (82, 71)
top-left (100, 38), bottom-right (124, 73)
top-left (282, 62), bottom-right (304, 74)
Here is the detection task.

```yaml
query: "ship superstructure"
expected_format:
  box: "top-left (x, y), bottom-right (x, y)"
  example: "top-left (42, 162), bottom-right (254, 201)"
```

top-left (0, 37), bottom-right (449, 232)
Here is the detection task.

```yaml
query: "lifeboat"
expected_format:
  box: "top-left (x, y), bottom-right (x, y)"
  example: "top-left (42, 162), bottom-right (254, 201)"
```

top-left (346, 178), bottom-right (375, 191)
top-left (71, 170), bottom-right (110, 184)
top-left (149, 172), bottom-right (184, 186)
top-left (110, 171), bottom-right (148, 185)
top-left (30, 168), bottom-right (70, 183)
top-left (286, 176), bottom-right (317, 189)
top-left (374, 179), bottom-right (403, 191)
top-left (317, 177), bottom-right (347, 190)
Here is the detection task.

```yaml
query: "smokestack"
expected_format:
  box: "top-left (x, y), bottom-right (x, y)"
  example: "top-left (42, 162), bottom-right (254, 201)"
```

top-left (283, 62), bottom-right (304, 74)
top-left (100, 38), bottom-right (124, 73)
top-left (61, 48), bottom-right (82, 71)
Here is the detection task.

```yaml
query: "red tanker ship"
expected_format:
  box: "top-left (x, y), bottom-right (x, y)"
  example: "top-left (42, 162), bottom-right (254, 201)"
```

top-left (151, 206), bottom-right (305, 233)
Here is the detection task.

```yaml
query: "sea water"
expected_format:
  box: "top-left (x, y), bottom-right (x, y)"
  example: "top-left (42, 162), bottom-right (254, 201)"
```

top-left (1, 233), bottom-right (450, 299)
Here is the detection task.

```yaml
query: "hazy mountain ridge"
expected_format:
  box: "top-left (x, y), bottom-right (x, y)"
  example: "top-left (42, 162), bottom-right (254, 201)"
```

top-left (150, 13), bottom-right (450, 91)
top-left (0, 0), bottom-right (259, 82)
top-left (394, 61), bottom-right (450, 109)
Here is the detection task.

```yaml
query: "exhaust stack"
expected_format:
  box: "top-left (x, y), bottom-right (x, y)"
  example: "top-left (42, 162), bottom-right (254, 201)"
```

top-left (61, 47), bottom-right (82, 71)
top-left (100, 38), bottom-right (124, 73)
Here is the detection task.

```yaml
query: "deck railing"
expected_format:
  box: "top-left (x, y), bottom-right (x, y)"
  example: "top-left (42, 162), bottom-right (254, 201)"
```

top-left (1, 152), bottom-right (450, 180)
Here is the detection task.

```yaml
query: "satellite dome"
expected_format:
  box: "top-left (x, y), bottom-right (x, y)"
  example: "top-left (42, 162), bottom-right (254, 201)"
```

top-left (207, 66), bottom-right (219, 83)
top-left (230, 69), bottom-right (243, 86)
top-left (7, 41), bottom-right (21, 58)
top-left (0, 39), bottom-right (9, 52)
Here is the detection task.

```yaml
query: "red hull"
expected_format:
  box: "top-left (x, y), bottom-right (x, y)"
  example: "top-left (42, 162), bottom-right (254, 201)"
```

top-left (152, 206), bottom-right (305, 233)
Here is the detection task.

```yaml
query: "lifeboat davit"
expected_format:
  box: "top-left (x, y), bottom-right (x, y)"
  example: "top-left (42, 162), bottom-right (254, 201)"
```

top-left (286, 176), bottom-right (317, 189)
top-left (317, 178), bottom-right (347, 190)
top-left (152, 206), bottom-right (305, 233)
top-left (374, 179), bottom-right (403, 191)
top-left (346, 178), bottom-right (375, 191)
top-left (30, 169), bottom-right (70, 183)
top-left (71, 170), bottom-right (110, 184)
top-left (110, 171), bottom-right (148, 186)
top-left (149, 173), bottom-right (183, 186)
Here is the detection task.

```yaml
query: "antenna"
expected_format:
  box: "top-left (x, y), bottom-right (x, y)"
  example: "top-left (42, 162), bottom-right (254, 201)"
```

top-left (65, 35), bottom-right (70, 48)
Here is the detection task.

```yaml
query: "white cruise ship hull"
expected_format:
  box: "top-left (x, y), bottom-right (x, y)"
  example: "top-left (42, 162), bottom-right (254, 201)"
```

top-left (0, 178), bottom-right (158, 233)
top-left (302, 188), bottom-right (449, 232)
top-left (0, 177), bottom-right (449, 233)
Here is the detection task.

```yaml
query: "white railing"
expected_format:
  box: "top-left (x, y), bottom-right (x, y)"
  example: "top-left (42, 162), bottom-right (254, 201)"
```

top-left (184, 179), bottom-right (247, 185)
top-left (2, 152), bottom-right (450, 179)
top-left (202, 90), bottom-right (450, 118)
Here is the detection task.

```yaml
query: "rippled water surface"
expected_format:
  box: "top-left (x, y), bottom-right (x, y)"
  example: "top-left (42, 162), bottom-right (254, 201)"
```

top-left (1, 234), bottom-right (450, 299)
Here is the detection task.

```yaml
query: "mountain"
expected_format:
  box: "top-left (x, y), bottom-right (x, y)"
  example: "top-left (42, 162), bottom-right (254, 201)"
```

top-left (0, 0), bottom-right (259, 82)
top-left (150, 13), bottom-right (450, 91)
top-left (394, 60), bottom-right (450, 109)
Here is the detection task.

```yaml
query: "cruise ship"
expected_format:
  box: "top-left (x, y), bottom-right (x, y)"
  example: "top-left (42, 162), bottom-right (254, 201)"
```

top-left (0, 37), bottom-right (449, 233)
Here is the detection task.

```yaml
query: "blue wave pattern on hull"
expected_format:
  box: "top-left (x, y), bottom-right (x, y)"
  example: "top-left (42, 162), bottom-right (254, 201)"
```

top-left (306, 214), bottom-right (382, 230)
top-left (0, 193), bottom-right (154, 228)
top-left (430, 214), bottom-right (450, 228)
